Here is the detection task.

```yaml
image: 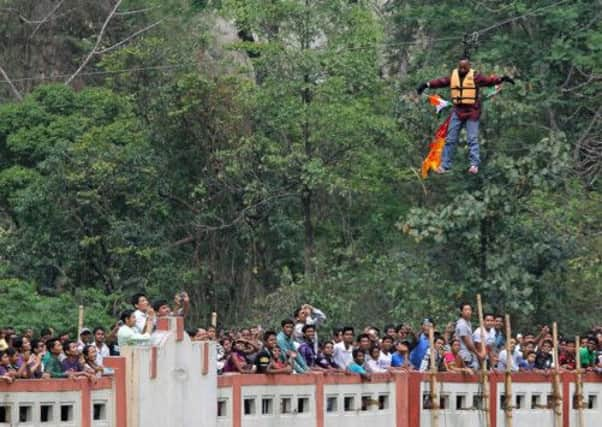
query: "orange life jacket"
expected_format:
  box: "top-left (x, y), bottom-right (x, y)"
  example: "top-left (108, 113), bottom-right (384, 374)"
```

top-left (450, 69), bottom-right (477, 105)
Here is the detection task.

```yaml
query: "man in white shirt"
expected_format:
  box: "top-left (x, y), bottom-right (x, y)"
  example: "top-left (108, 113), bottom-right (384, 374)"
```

top-left (131, 293), bottom-right (155, 334)
top-left (92, 327), bottom-right (110, 365)
top-left (333, 326), bottom-right (354, 369)
top-left (293, 304), bottom-right (327, 353)
top-left (473, 313), bottom-right (497, 351)
top-left (117, 309), bottom-right (152, 347)
top-left (378, 335), bottom-right (394, 370)
top-left (498, 338), bottom-right (521, 372)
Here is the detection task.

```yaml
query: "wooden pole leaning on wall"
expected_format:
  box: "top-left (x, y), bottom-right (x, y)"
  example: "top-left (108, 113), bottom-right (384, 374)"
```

top-left (575, 335), bottom-right (585, 427)
top-left (428, 325), bottom-right (439, 427)
top-left (504, 314), bottom-right (513, 427)
top-left (552, 322), bottom-right (562, 427)
top-left (78, 305), bottom-right (84, 337)
top-left (476, 294), bottom-right (491, 427)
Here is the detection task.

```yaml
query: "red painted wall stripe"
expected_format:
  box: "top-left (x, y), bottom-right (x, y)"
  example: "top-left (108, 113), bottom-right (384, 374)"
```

top-left (314, 373), bottom-right (325, 427)
top-left (156, 317), bottom-right (169, 331)
top-left (562, 373), bottom-right (570, 427)
top-left (202, 342), bottom-right (209, 376)
top-left (150, 346), bottom-right (158, 379)
top-left (176, 317), bottom-right (184, 341)
top-left (232, 375), bottom-right (242, 427)
top-left (79, 378), bottom-right (92, 427)
top-left (104, 356), bottom-right (127, 427)
top-left (394, 372), bottom-right (409, 427)
top-left (408, 372), bottom-right (422, 427)
top-left (489, 374), bottom-right (498, 427)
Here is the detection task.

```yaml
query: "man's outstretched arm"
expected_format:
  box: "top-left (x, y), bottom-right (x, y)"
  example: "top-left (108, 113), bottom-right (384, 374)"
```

top-left (417, 76), bottom-right (450, 94)
top-left (475, 73), bottom-right (514, 87)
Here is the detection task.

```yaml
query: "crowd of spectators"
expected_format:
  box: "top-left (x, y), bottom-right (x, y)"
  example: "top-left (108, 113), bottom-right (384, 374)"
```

top-left (202, 302), bottom-right (602, 378)
top-left (0, 291), bottom-right (190, 384)
top-left (1, 295), bottom-right (601, 384)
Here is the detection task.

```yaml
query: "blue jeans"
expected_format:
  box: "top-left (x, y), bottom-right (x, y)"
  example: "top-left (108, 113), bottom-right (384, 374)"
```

top-left (442, 111), bottom-right (480, 170)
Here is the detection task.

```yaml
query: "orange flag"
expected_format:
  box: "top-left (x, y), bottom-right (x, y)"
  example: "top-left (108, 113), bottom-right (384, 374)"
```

top-left (421, 115), bottom-right (451, 179)
top-left (427, 94), bottom-right (451, 113)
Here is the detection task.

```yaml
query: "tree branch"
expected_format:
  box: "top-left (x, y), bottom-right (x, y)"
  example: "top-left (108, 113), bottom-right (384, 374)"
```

top-left (193, 192), bottom-right (298, 232)
top-left (0, 64), bottom-right (23, 100)
top-left (64, 0), bottom-right (123, 85)
top-left (29, 0), bottom-right (65, 40)
top-left (170, 235), bottom-right (196, 247)
top-left (95, 19), bottom-right (165, 55)
top-left (116, 6), bottom-right (160, 16)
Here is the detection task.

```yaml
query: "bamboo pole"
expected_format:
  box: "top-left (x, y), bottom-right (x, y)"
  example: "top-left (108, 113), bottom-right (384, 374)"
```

top-left (552, 322), bottom-right (562, 427)
top-left (78, 305), bottom-right (84, 337)
top-left (504, 314), bottom-right (513, 427)
top-left (575, 335), bottom-right (584, 427)
top-left (211, 312), bottom-right (217, 328)
top-left (428, 325), bottom-right (439, 427)
top-left (476, 294), bottom-right (490, 427)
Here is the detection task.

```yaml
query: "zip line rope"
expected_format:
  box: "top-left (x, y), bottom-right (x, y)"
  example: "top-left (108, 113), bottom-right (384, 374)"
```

top-left (0, 0), bottom-right (575, 86)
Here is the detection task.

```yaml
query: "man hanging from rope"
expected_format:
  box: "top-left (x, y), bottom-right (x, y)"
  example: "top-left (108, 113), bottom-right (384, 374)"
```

top-left (417, 57), bottom-right (515, 175)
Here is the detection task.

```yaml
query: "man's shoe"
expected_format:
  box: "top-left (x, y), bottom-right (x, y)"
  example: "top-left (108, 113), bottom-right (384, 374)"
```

top-left (468, 165), bottom-right (479, 175)
top-left (434, 166), bottom-right (448, 174)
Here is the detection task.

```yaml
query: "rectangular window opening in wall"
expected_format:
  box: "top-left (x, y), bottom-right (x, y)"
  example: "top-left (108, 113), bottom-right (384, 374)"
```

top-left (280, 397), bottom-right (292, 414)
top-left (93, 403), bottom-right (106, 421)
top-left (456, 394), bottom-right (467, 410)
top-left (588, 395), bottom-right (597, 409)
top-left (361, 395), bottom-right (371, 411)
top-left (326, 396), bottom-right (338, 413)
top-left (19, 405), bottom-right (32, 422)
top-left (422, 393), bottom-right (432, 410)
top-left (572, 393), bottom-right (581, 410)
top-left (378, 394), bottom-right (390, 410)
top-left (472, 394), bottom-right (483, 410)
top-left (546, 394), bottom-right (554, 409)
top-left (60, 404), bottom-right (73, 422)
top-left (41, 404), bottom-right (53, 423)
top-left (344, 396), bottom-right (355, 412)
top-left (297, 397), bottom-right (310, 414)
top-left (217, 399), bottom-right (227, 417)
top-left (243, 398), bottom-right (256, 416)
top-left (531, 394), bottom-right (542, 409)
top-left (439, 395), bottom-right (449, 410)
top-left (261, 398), bottom-right (273, 415)
top-left (500, 394), bottom-right (506, 410)
top-left (516, 394), bottom-right (525, 409)
top-left (0, 406), bottom-right (10, 423)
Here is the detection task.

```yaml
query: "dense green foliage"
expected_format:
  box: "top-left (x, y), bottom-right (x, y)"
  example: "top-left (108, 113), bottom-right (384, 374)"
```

top-left (0, 0), bottom-right (599, 335)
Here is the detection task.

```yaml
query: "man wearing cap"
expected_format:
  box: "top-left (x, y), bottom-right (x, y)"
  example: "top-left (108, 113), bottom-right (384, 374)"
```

top-left (409, 318), bottom-right (434, 369)
top-left (77, 328), bottom-right (93, 352)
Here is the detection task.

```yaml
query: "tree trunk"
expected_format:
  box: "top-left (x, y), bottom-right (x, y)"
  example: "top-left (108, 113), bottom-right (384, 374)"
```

top-left (301, 0), bottom-right (314, 278)
top-left (479, 217), bottom-right (488, 282)
top-left (302, 187), bottom-right (314, 277)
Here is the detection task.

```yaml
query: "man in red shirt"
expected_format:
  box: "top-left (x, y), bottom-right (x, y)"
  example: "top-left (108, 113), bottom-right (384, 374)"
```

top-left (417, 58), bottom-right (514, 174)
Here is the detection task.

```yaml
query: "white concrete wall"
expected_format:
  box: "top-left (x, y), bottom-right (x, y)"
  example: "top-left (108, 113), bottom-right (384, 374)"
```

top-left (0, 390), bottom-right (83, 427)
top-left (91, 388), bottom-right (114, 427)
top-left (324, 382), bottom-right (396, 427)
top-left (496, 381), bottom-right (555, 427)
top-left (420, 380), bottom-right (486, 427)
top-left (125, 318), bottom-right (217, 427)
top-left (569, 381), bottom-right (601, 427)
top-left (240, 385), bottom-right (316, 427)
top-left (217, 386), bottom-right (233, 427)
